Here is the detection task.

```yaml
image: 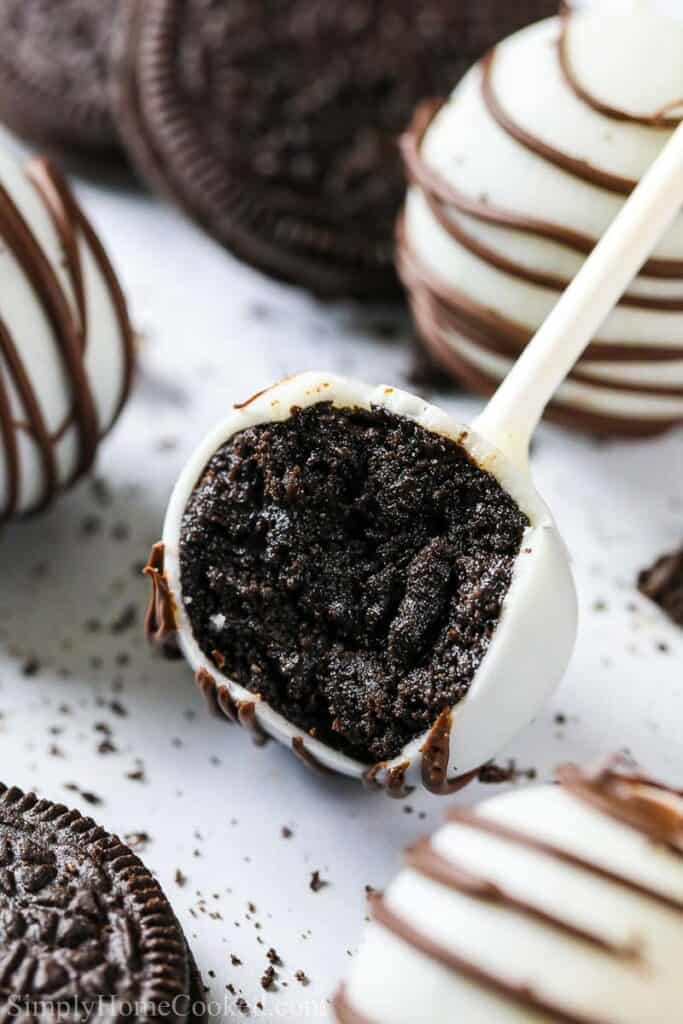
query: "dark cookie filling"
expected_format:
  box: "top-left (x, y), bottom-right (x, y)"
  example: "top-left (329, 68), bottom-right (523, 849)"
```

top-left (179, 404), bottom-right (528, 763)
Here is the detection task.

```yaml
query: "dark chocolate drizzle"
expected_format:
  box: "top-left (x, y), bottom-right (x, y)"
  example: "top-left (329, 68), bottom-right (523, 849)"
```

top-left (558, 12), bottom-right (683, 130)
top-left (400, 98), bottom-right (683, 280)
top-left (335, 762), bottom-right (683, 1023)
top-left (558, 762), bottom-right (683, 857)
top-left (368, 893), bottom-right (612, 1024)
top-left (291, 736), bottom-right (332, 776)
top-left (0, 157), bottom-right (134, 520)
top-left (405, 837), bottom-right (641, 960)
top-left (403, 280), bottom-right (681, 438)
top-left (482, 48), bottom-right (635, 196)
top-left (144, 542), bottom-right (181, 659)
top-left (362, 761), bottom-right (414, 800)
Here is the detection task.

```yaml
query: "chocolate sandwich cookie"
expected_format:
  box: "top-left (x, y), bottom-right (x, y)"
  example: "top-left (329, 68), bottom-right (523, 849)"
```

top-left (0, 782), bottom-right (206, 1022)
top-left (112, 0), bottom-right (557, 297)
top-left (0, 0), bottom-right (119, 153)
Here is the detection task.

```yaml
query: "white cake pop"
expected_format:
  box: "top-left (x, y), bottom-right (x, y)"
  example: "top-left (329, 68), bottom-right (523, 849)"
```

top-left (334, 760), bottom-right (683, 1024)
top-left (0, 148), bottom-right (134, 520)
top-left (146, 371), bottom-right (576, 796)
top-left (399, 2), bottom-right (683, 435)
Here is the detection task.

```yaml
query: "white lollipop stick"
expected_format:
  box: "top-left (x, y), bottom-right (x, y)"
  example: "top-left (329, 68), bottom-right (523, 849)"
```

top-left (473, 120), bottom-right (683, 469)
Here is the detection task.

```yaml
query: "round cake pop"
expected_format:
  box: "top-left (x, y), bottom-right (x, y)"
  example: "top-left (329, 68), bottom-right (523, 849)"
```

top-left (399, 2), bottom-right (683, 435)
top-left (0, 149), bottom-right (134, 521)
top-left (146, 371), bottom-right (576, 796)
top-left (334, 759), bottom-right (683, 1023)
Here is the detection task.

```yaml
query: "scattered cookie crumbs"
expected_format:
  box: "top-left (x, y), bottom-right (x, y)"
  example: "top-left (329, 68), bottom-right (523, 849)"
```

top-left (230, 955), bottom-right (242, 967)
top-left (477, 760), bottom-right (536, 785)
top-left (281, 826), bottom-right (293, 839)
top-left (310, 870), bottom-right (328, 892)
top-left (175, 869), bottom-right (187, 887)
top-left (124, 831), bottom-right (150, 851)
top-left (21, 656), bottom-right (40, 677)
top-left (295, 970), bottom-right (309, 986)
top-left (267, 948), bottom-right (282, 966)
top-left (64, 783), bottom-right (103, 806)
top-left (261, 966), bottom-right (276, 991)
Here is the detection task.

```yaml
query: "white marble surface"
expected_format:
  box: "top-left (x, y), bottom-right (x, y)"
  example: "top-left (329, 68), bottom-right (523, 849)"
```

top-left (0, 134), bottom-right (682, 1020)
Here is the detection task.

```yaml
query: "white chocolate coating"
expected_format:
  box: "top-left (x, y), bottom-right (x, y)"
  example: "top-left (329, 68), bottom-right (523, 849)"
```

top-left (401, 5), bottom-right (683, 435)
top-left (159, 372), bottom-right (576, 792)
top-left (336, 766), bottom-right (683, 1023)
top-left (0, 147), bottom-right (133, 519)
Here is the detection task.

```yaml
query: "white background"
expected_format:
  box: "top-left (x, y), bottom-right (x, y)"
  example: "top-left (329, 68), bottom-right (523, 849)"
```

top-left (1, 14), bottom-right (683, 1018)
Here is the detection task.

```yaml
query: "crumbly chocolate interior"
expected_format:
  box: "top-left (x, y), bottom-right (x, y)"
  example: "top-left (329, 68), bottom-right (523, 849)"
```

top-left (179, 403), bottom-right (528, 763)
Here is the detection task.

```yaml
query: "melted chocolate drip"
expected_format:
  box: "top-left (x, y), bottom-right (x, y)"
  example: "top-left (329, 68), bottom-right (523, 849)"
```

top-left (420, 708), bottom-right (480, 795)
top-left (291, 737), bottom-right (332, 776)
top-left (144, 542), bottom-right (181, 658)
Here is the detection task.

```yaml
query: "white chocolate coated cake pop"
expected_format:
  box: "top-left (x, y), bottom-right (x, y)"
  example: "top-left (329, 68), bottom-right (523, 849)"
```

top-left (146, 372), bottom-right (576, 796)
top-left (399, 1), bottom-right (683, 436)
top-left (334, 760), bottom-right (683, 1024)
top-left (0, 148), bottom-right (134, 521)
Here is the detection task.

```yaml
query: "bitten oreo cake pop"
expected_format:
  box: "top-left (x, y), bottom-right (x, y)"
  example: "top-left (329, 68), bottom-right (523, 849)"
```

top-left (146, 372), bottom-right (576, 795)
top-left (334, 760), bottom-right (683, 1024)
top-left (112, 0), bottom-right (556, 298)
top-left (0, 147), bottom-right (134, 521)
top-left (0, 0), bottom-right (120, 153)
top-left (399, 1), bottom-right (683, 435)
top-left (0, 781), bottom-right (205, 1022)
top-left (145, 112), bottom-right (683, 794)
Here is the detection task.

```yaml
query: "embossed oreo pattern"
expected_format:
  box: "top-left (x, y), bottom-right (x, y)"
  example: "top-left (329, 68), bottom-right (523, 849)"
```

top-left (0, 784), bottom-right (205, 1022)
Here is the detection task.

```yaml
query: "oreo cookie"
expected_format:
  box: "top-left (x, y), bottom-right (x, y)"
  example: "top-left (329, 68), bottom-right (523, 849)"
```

top-left (112, 0), bottom-right (557, 298)
top-left (0, 782), bottom-right (206, 1022)
top-left (0, 0), bottom-right (119, 153)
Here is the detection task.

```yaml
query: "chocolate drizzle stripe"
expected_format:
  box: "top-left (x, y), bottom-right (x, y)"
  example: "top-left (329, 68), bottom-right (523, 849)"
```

top-left (291, 737), bottom-right (332, 776)
top-left (447, 808), bottom-right (683, 915)
top-left (369, 894), bottom-right (614, 1024)
top-left (405, 838), bottom-right (641, 961)
top-left (482, 49), bottom-right (634, 196)
top-left (143, 542), bottom-right (181, 658)
top-left (70, 183), bottom-right (136, 425)
top-left (27, 159), bottom-right (88, 342)
top-left (408, 288), bottom-right (681, 437)
top-left (32, 158), bottom-right (135, 428)
top-left (0, 176), bottom-right (99, 486)
top-left (362, 761), bottom-right (414, 799)
top-left (0, 314), bottom-right (57, 511)
top-left (558, 764), bottom-right (683, 857)
top-left (0, 328), bottom-right (19, 520)
top-left (331, 987), bottom-right (378, 1024)
top-left (422, 185), bottom-right (683, 312)
top-left (401, 99), bottom-right (683, 279)
top-left (398, 231), bottom-right (683, 363)
top-left (558, 16), bottom-right (683, 129)
top-left (422, 279), bottom-right (683, 398)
